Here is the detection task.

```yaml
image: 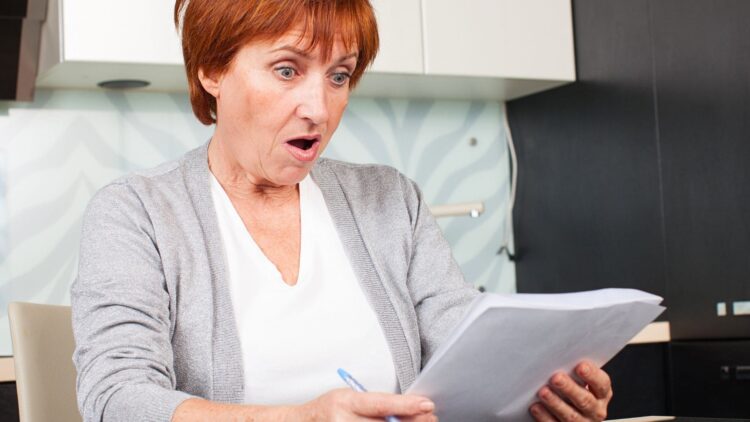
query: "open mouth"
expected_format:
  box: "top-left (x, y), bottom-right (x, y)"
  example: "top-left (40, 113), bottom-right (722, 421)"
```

top-left (286, 138), bottom-right (318, 151)
top-left (283, 135), bottom-right (321, 162)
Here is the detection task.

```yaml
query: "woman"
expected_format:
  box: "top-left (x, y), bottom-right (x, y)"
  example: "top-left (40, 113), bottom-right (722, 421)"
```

top-left (71, 1), bottom-right (613, 421)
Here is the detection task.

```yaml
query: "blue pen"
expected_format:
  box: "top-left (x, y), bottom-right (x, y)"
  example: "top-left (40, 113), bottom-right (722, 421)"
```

top-left (337, 368), bottom-right (401, 422)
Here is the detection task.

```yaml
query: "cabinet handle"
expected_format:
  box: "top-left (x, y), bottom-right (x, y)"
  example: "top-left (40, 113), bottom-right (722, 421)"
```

top-left (736, 365), bottom-right (750, 380)
top-left (732, 301), bottom-right (750, 316)
top-left (720, 365), bottom-right (750, 380)
top-left (429, 202), bottom-right (485, 219)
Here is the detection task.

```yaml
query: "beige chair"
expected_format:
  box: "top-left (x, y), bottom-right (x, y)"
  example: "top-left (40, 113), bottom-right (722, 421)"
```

top-left (8, 302), bottom-right (81, 422)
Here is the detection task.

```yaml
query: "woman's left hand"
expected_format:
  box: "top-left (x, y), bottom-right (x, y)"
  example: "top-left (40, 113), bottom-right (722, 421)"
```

top-left (529, 360), bottom-right (613, 422)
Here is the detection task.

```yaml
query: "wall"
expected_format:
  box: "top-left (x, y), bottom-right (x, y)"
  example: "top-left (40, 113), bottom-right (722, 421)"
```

top-left (0, 88), bottom-right (515, 356)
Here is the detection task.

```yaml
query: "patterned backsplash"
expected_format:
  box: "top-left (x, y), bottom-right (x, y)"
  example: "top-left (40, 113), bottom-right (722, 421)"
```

top-left (0, 89), bottom-right (515, 355)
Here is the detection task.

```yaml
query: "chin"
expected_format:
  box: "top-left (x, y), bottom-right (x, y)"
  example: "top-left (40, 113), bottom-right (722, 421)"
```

top-left (276, 166), bottom-right (313, 186)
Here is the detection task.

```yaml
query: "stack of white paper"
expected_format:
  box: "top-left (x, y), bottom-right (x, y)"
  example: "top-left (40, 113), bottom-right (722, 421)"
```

top-left (407, 288), bottom-right (665, 421)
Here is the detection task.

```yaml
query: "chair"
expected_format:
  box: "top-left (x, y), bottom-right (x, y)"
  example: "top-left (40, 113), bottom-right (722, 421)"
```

top-left (8, 302), bottom-right (82, 422)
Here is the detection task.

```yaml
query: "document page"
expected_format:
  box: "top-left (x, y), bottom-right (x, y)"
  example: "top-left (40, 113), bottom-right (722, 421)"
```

top-left (406, 289), bottom-right (664, 422)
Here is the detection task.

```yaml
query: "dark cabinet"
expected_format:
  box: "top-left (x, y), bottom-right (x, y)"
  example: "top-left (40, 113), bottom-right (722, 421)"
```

top-left (0, 382), bottom-right (19, 422)
top-left (509, 0), bottom-right (668, 307)
top-left (670, 341), bottom-right (750, 418)
top-left (650, 0), bottom-right (750, 341)
top-left (508, 0), bottom-right (750, 418)
top-left (0, 19), bottom-right (23, 100)
top-left (602, 344), bottom-right (670, 418)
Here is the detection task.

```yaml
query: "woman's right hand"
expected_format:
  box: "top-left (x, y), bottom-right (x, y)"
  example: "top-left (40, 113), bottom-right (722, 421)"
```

top-left (290, 388), bottom-right (437, 422)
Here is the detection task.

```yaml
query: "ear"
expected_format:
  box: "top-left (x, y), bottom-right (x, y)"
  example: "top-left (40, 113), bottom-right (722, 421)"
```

top-left (198, 68), bottom-right (222, 98)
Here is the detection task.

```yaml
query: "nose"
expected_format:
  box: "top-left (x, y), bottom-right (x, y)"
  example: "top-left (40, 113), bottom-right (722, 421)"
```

top-left (296, 77), bottom-right (329, 125)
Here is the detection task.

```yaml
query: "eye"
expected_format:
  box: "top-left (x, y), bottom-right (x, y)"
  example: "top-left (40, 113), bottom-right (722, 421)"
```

top-left (331, 72), bottom-right (351, 87)
top-left (274, 66), bottom-right (297, 80)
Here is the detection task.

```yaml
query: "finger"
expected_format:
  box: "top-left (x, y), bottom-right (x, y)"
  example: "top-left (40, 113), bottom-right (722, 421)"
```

top-left (549, 372), bottom-right (599, 417)
top-left (529, 402), bottom-right (558, 422)
top-left (351, 392), bottom-right (435, 417)
top-left (538, 386), bottom-right (583, 422)
top-left (402, 414), bottom-right (438, 422)
top-left (575, 361), bottom-right (612, 400)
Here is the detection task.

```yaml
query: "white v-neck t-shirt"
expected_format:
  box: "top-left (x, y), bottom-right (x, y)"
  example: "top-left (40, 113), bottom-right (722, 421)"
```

top-left (210, 174), bottom-right (399, 405)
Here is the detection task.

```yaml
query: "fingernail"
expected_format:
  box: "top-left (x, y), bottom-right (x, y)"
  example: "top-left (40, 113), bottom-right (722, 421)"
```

top-left (420, 400), bottom-right (435, 411)
top-left (553, 375), bottom-right (564, 387)
top-left (579, 364), bottom-right (590, 375)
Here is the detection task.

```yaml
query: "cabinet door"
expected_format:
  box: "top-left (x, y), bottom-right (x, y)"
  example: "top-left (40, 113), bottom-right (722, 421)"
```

top-left (368, 0), bottom-right (423, 74)
top-left (670, 341), bottom-right (750, 418)
top-left (62, 0), bottom-right (182, 64)
top-left (509, 0), bottom-right (667, 300)
top-left (602, 344), bottom-right (669, 419)
top-left (422, 0), bottom-right (575, 80)
top-left (0, 382), bottom-right (19, 422)
top-left (61, 0), bottom-right (423, 72)
top-left (652, 0), bottom-right (750, 341)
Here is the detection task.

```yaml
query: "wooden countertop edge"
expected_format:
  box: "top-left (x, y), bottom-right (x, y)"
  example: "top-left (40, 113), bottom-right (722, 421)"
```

top-left (0, 357), bottom-right (15, 383)
top-left (0, 322), bottom-right (671, 383)
top-left (628, 321), bottom-right (671, 345)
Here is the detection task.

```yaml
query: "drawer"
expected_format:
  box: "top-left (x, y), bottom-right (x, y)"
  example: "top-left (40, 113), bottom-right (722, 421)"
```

top-left (602, 343), bottom-right (669, 418)
top-left (670, 340), bottom-right (750, 418)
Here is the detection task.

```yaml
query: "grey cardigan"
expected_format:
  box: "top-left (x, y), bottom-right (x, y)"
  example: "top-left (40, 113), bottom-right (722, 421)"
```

top-left (71, 143), bottom-right (478, 422)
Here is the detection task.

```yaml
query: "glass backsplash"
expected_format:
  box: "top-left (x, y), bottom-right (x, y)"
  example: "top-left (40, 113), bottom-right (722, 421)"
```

top-left (0, 89), bottom-right (515, 355)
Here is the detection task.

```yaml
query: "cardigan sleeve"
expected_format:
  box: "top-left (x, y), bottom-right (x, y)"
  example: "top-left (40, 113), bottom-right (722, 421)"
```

top-left (398, 173), bottom-right (481, 366)
top-left (71, 181), bottom-right (194, 422)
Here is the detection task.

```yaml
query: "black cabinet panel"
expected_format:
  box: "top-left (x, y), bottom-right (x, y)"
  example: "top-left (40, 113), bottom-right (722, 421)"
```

top-left (0, 0), bottom-right (27, 18)
top-left (508, 0), bottom-right (667, 304)
top-left (507, 0), bottom-right (750, 417)
top-left (670, 341), bottom-right (750, 418)
top-left (0, 382), bottom-right (19, 422)
top-left (651, 0), bottom-right (750, 340)
top-left (602, 343), bottom-right (670, 419)
top-left (0, 18), bottom-right (22, 100)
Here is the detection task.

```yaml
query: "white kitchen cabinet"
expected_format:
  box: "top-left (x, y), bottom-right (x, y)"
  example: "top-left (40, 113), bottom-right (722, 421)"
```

top-left (61, 0), bottom-right (182, 65)
top-left (356, 0), bottom-right (575, 100)
top-left (37, 0), bottom-right (186, 91)
top-left (422, 0), bottom-right (575, 81)
top-left (35, 0), bottom-right (576, 101)
top-left (368, 0), bottom-right (423, 74)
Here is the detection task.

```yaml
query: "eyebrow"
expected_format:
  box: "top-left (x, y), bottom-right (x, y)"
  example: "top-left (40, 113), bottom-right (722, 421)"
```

top-left (271, 46), bottom-right (358, 63)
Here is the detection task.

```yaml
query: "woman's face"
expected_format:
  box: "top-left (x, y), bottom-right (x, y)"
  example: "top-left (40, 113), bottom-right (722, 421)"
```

top-left (201, 29), bottom-right (357, 187)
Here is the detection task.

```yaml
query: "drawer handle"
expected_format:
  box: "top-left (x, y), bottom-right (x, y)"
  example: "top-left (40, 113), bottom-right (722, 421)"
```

top-left (723, 365), bottom-right (750, 381)
top-left (733, 301), bottom-right (750, 316)
top-left (716, 301), bottom-right (750, 316)
top-left (737, 365), bottom-right (750, 380)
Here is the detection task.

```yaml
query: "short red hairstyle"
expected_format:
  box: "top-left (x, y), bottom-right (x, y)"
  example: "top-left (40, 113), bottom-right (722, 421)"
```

top-left (174, 0), bottom-right (379, 125)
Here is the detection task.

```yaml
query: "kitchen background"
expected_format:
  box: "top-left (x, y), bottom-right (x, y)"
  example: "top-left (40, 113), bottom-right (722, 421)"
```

top-left (4, 1), bottom-right (567, 419)
top-left (0, 89), bottom-right (515, 357)
top-left (4, 0), bottom-right (750, 420)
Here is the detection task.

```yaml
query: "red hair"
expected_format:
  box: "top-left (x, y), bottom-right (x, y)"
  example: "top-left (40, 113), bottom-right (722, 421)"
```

top-left (174, 0), bottom-right (379, 125)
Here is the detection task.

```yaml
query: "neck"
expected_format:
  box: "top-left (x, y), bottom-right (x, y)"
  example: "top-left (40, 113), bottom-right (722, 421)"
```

top-left (208, 136), bottom-right (299, 206)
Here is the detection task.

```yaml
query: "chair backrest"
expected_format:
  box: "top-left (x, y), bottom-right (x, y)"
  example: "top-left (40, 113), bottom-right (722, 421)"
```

top-left (8, 302), bottom-right (81, 422)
